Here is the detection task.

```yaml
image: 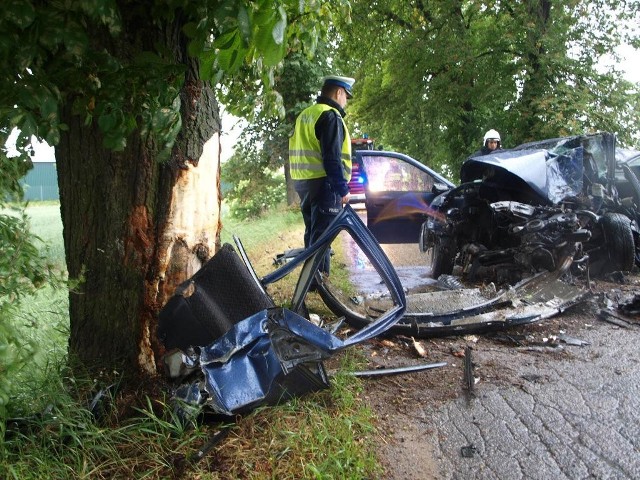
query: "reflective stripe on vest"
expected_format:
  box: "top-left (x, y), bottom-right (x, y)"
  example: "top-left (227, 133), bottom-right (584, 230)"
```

top-left (289, 103), bottom-right (352, 181)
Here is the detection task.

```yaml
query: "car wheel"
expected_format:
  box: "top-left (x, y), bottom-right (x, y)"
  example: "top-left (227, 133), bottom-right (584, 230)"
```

top-left (430, 235), bottom-right (456, 278)
top-left (314, 276), bottom-right (370, 329)
top-left (595, 212), bottom-right (635, 274)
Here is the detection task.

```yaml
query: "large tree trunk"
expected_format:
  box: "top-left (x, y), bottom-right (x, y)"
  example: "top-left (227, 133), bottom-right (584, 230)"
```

top-left (517, 0), bottom-right (552, 142)
top-left (56, 11), bottom-right (221, 374)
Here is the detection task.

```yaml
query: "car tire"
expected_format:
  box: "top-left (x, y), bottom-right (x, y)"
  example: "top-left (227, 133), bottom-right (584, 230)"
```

top-left (430, 235), bottom-right (456, 278)
top-left (596, 212), bottom-right (635, 274)
top-left (314, 278), bottom-right (369, 329)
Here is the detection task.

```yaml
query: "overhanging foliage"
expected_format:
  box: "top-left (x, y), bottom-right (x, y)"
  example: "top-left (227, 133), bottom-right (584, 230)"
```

top-left (335, 0), bottom-right (640, 178)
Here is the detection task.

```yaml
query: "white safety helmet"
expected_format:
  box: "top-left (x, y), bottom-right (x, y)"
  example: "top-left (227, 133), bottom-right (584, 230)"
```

top-left (483, 129), bottom-right (501, 146)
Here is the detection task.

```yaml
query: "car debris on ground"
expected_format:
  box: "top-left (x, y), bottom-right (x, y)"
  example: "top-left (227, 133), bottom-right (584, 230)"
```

top-left (157, 206), bottom-right (406, 417)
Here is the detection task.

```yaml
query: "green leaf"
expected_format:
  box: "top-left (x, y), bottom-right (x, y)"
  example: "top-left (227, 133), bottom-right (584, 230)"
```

top-left (212, 0), bottom-right (237, 28)
top-left (237, 5), bottom-right (251, 44)
top-left (218, 43), bottom-right (246, 72)
top-left (103, 131), bottom-right (127, 151)
top-left (38, 16), bottom-right (67, 51)
top-left (255, 23), bottom-right (275, 53)
top-left (253, 5), bottom-right (275, 26)
top-left (40, 95), bottom-right (59, 123)
top-left (187, 37), bottom-right (204, 57)
top-left (214, 29), bottom-right (239, 51)
top-left (199, 51), bottom-right (216, 80)
top-left (215, 29), bottom-right (247, 72)
top-left (182, 21), bottom-right (198, 38)
top-left (262, 41), bottom-right (285, 67)
top-left (133, 51), bottom-right (169, 66)
top-left (8, 110), bottom-right (25, 127)
top-left (14, 44), bottom-right (39, 71)
top-left (4, 0), bottom-right (36, 28)
top-left (45, 127), bottom-right (60, 146)
top-left (98, 112), bottom-right (116, 132)
top-left (20, 113), bottom-right (38, 138)
top-left (272, 7), bottom-right (287, 45)
top-left (63, 20), bottom-right (89, 58)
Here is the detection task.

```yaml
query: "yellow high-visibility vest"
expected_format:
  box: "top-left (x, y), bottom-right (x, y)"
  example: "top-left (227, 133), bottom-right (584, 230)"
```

top-left (289, 103), bottom-right (352, 181)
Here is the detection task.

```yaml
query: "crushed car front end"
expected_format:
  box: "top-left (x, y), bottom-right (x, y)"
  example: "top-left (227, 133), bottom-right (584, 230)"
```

top-left (421, 133), bottom-right (639, 283)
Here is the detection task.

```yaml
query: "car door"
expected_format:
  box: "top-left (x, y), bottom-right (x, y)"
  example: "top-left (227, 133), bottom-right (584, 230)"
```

top-left (358, 151), bottom-right (454, 243)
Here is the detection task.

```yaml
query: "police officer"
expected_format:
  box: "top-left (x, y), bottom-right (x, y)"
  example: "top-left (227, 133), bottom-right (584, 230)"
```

top-left (289, 75), bottom-right (355, 274)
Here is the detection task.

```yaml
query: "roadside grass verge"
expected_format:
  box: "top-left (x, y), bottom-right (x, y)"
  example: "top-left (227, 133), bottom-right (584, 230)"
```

top-left (212, 351), bottom-right (380, 479)
top-left (220, 203), bottom-right (302, 255)
top-left (3, 351), bottom-right (379, 480)
top-left (3, 202), bottom-right (382, 479)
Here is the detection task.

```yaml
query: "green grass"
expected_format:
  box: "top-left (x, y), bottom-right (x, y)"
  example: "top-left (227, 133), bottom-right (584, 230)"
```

top-left (220, 204), bottom-right (302, 255)
top-left (3, 201), bottom-right (382, 480)
top-left (3, 352), bottom-right (379, 480)
top-left (3, 203), bottom-right (69, 386)
top-left (24, 203), bottom-right (65, 267)
top-left (213, 351), bottom-right (381, 479)
top-left (10, 285), bottom-right (69, 370)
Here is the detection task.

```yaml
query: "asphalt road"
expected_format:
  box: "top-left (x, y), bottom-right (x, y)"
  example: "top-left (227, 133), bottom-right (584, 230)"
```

top-left (347, 239), bottom-right (640, 479)
top-left (428, 320), bottom-right (640, 479)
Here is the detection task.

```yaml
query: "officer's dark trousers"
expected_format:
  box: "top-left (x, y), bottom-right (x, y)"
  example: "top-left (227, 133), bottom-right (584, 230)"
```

top-left (294, 177), bottom-right (342, 275)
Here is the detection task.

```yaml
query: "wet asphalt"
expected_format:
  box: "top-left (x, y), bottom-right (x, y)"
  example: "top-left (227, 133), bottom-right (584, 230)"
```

top-left (344, 236), bottom-right (640, 479)
top-left (428, 323), bottom-right (640, 479)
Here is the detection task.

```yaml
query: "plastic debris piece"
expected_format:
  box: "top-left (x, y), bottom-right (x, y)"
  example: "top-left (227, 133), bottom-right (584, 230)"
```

top-left (557, 334), bottom-right (590, 346)
top-left (460, 444), bottom-right (477, 458)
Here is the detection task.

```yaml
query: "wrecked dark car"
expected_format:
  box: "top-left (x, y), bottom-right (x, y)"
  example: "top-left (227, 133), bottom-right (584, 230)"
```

top-left (157, 206), bottom-right (406, 417)
top-left (420, 133), bottom-right (640, 283)
top-left (307, 133), bottom-right (634, 337)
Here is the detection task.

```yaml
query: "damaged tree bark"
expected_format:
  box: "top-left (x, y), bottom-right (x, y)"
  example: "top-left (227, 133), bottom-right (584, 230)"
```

top-left (57, 12), bottom-right (221, 373)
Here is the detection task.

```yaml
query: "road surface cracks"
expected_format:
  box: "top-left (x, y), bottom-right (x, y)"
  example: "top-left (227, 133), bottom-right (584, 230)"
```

top-left (361, 278), bottom-right (640, 479)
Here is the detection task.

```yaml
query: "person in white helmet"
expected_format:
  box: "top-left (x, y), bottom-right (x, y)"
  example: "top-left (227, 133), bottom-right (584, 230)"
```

top-left (471, 129), bottom-right (502, 157)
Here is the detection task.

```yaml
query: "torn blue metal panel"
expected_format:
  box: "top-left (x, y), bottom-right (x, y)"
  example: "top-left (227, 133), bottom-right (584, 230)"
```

top-left (197, 309), bottom-right (330, 415)
top-left (159, 205), bottom-right (406, 416)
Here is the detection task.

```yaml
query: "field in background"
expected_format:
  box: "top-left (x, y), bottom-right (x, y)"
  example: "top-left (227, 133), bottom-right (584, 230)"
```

top-left (24, 202), bottom-right (65, 267)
